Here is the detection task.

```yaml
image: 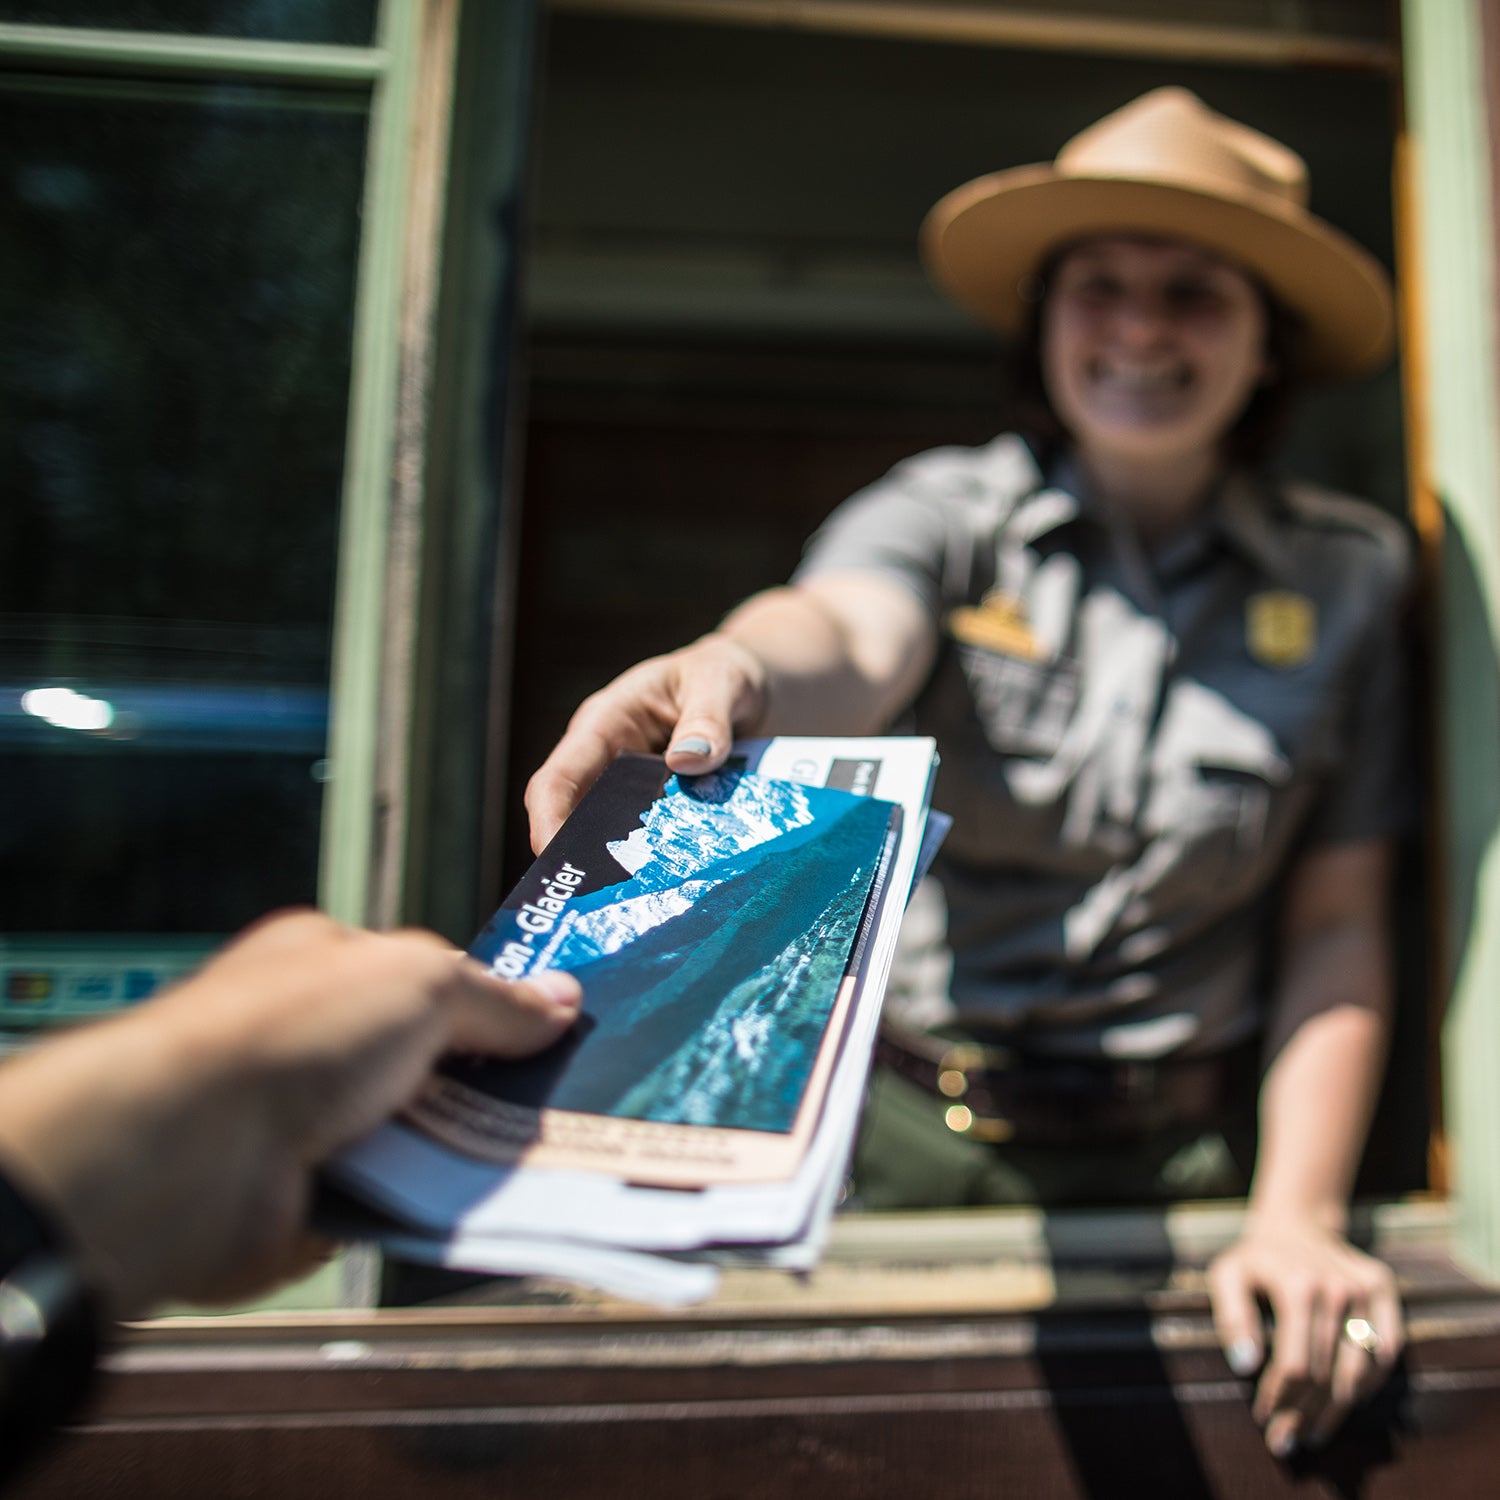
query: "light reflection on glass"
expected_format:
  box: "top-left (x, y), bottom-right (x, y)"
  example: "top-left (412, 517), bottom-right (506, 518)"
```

top-left (1, 76), bottom-right (363, 933)
top-left (19, 685), bottom-right (114, 732)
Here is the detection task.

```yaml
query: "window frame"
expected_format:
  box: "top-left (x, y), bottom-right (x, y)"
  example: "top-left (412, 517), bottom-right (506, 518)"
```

top-left (1402, 0), bottom-right (1500, 1281)
top-left (0, 1), bottom-right (466, 936)
top-left (7, 0), bottom-right (1499, 1303)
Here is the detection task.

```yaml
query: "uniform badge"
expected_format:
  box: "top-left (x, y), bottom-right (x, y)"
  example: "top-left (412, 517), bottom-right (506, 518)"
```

top-left (947, 590), bottom-right (1044, 660)
top-left (1246, 590), bottom-right (1316, 668)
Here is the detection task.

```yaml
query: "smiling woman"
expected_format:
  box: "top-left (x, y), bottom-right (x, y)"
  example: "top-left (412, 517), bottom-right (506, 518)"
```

top-left (524, 85), bottom-right (1414, 1460)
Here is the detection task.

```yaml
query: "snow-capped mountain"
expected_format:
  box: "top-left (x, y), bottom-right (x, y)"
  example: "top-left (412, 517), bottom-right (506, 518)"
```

top-left (546, 879), bottom-right (712, 969)
top-left (606, 771), bottom-right (814, 887)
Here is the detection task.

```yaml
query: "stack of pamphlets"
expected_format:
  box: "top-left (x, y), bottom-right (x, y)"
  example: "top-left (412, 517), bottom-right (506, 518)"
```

top-left (328, 736), bottom-right (942, 1306)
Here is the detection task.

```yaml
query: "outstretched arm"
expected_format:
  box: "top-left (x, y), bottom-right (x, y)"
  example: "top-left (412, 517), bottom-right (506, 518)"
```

top-left (525, 571), bottom-right (937, 850)
top-left (1207, 837), bottom-right (1400, 1457)
top-left (0, 910), bottom-right (581, 1319)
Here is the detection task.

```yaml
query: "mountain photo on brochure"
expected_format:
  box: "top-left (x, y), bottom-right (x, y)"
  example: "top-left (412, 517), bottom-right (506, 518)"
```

top-left (403, 753), bottom-right (901, 1187)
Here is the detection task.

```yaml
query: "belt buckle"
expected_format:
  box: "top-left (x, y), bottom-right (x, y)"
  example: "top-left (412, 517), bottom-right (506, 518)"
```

top-left (937, 1042), bottom-right (1016, 1144)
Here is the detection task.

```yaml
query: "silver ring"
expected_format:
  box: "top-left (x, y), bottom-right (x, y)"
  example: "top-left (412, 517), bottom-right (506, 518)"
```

top-left (1344, 1316), bottom-right (1382, 1357)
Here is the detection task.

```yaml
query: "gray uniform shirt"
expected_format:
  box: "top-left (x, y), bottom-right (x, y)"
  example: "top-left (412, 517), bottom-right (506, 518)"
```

top-left (794, 434), bottom-right (1413, 1060)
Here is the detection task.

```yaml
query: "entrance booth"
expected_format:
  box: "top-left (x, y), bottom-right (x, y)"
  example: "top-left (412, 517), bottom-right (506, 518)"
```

top-left (5, 3), bottom-right (1500, 1493)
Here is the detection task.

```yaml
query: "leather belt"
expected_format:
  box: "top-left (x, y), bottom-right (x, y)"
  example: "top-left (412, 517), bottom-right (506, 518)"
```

top-left (874, 1026), bottom-right (1242, 1145)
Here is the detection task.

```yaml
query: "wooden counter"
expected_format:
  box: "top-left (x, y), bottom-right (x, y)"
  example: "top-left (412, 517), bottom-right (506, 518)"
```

top-left (15, 1199), bottom-right (1500, 1498)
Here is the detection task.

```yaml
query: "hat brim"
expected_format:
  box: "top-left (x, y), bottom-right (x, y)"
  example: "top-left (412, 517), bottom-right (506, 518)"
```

top-left (921, 165), bottom-right (1395, 380)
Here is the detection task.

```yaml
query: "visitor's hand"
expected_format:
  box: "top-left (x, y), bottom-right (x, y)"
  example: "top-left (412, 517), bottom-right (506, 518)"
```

top-left (1208, 1214), bottom-right (1402, 1457)
top-left (0, 910), bottom-right (581, 1318)
top-left (525, 633), bottom-right (768, 851)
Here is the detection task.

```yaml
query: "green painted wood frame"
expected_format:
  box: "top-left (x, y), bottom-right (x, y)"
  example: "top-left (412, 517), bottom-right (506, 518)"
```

top-left (0, 5), bottom-right (477, 934)
top-left (1403, 0), bottom-right (1500, 1280)
top-left (9, 0), bottom-right (1499, 1305)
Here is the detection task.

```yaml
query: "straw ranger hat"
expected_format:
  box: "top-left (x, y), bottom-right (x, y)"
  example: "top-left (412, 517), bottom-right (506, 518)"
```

top-left (920, 86), bottom-right (1394, 379)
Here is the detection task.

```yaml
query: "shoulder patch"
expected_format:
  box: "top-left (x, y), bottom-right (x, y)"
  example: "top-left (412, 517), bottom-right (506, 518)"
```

top-left (890, 434), bottom-right (1041, 536)
top-left (974, 433), bottom-right (1044, 496)
top-left (875, 434), bottom-right (1043, 608)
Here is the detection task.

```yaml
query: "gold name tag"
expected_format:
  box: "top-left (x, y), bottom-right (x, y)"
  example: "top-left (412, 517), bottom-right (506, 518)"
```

top-left (947, 591), bottom-right (1044, 660)
top-left (1246, 590), bottom-right (1316, 668)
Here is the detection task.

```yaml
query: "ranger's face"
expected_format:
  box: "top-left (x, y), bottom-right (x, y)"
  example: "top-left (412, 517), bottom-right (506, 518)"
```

top-left (1040, 235), bottom-right (1271, 474)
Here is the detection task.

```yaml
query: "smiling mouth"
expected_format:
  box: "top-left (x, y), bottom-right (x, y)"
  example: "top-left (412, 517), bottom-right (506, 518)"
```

top-left (1089, 360), bottom-right (1193, 392)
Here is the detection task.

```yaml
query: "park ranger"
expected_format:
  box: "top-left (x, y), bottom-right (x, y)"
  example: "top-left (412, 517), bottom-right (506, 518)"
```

top-left (527, 87), bottom-right (1411, 1460)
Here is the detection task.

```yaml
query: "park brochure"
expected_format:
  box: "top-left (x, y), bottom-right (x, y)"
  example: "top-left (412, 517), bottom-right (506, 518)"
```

top-left (330, 735), bottom-right (942, 1305)
top-left (410, 750), bottom-right (900, 1186)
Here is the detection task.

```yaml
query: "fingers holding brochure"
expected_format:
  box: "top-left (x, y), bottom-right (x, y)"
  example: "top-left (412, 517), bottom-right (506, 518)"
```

top-left (335, 735), bottom-right (943, 1307)
top-left (0, 910), bottom-right (582, 1320)
top-left (525, 634), bottom-right (770, 852)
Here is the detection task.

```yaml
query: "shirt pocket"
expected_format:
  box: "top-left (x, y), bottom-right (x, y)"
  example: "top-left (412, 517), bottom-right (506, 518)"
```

top-left (1139, 678), bottom-right (1301, 904)
top-left (1129, 761), bottom-right (1283, 915)
top-left (957, 642), bottom-right (1080, 759)
top-left (1189, 764), bottom-right (1279, 890)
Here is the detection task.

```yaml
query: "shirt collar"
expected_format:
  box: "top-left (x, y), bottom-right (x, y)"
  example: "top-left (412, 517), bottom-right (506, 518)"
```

top-left (1212, 469), bottom-right (1300, 581)
top-left (1014, 449), bottom-right (1087, 542)
top-left (1043, 448), bottom-right (1295, 582)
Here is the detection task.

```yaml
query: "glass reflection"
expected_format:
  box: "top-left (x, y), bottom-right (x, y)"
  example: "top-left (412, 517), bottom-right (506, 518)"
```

top-left (0, 75), bottom-right (366, 937)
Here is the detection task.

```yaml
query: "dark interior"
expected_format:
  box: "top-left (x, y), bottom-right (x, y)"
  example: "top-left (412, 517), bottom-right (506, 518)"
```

top-left (504, 10), bottom-right (1425, 1195)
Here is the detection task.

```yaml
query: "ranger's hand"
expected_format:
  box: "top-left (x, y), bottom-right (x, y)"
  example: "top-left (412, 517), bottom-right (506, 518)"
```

top-left (525, 633), bottom-right (768, 851)
top-left (1209, 1214), bottom-right (1402, 1457)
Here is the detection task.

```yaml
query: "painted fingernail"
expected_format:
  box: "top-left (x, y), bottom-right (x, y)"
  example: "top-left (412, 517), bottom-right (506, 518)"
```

top-left (1269, 1428), bottom-right (1298, 1461)
top-left (529, 970), bottom-right (582, 1007)
top-left (1227, 1338), bottom-right (1261, 1376)
top-left (669, 736), bottom-right (712, 757)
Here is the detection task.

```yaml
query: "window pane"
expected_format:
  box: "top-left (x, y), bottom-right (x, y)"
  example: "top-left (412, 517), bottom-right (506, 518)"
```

top-left (0, 76), bottom-right (366, 946)
top-left (0, 1), bottom-right (377, 45)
